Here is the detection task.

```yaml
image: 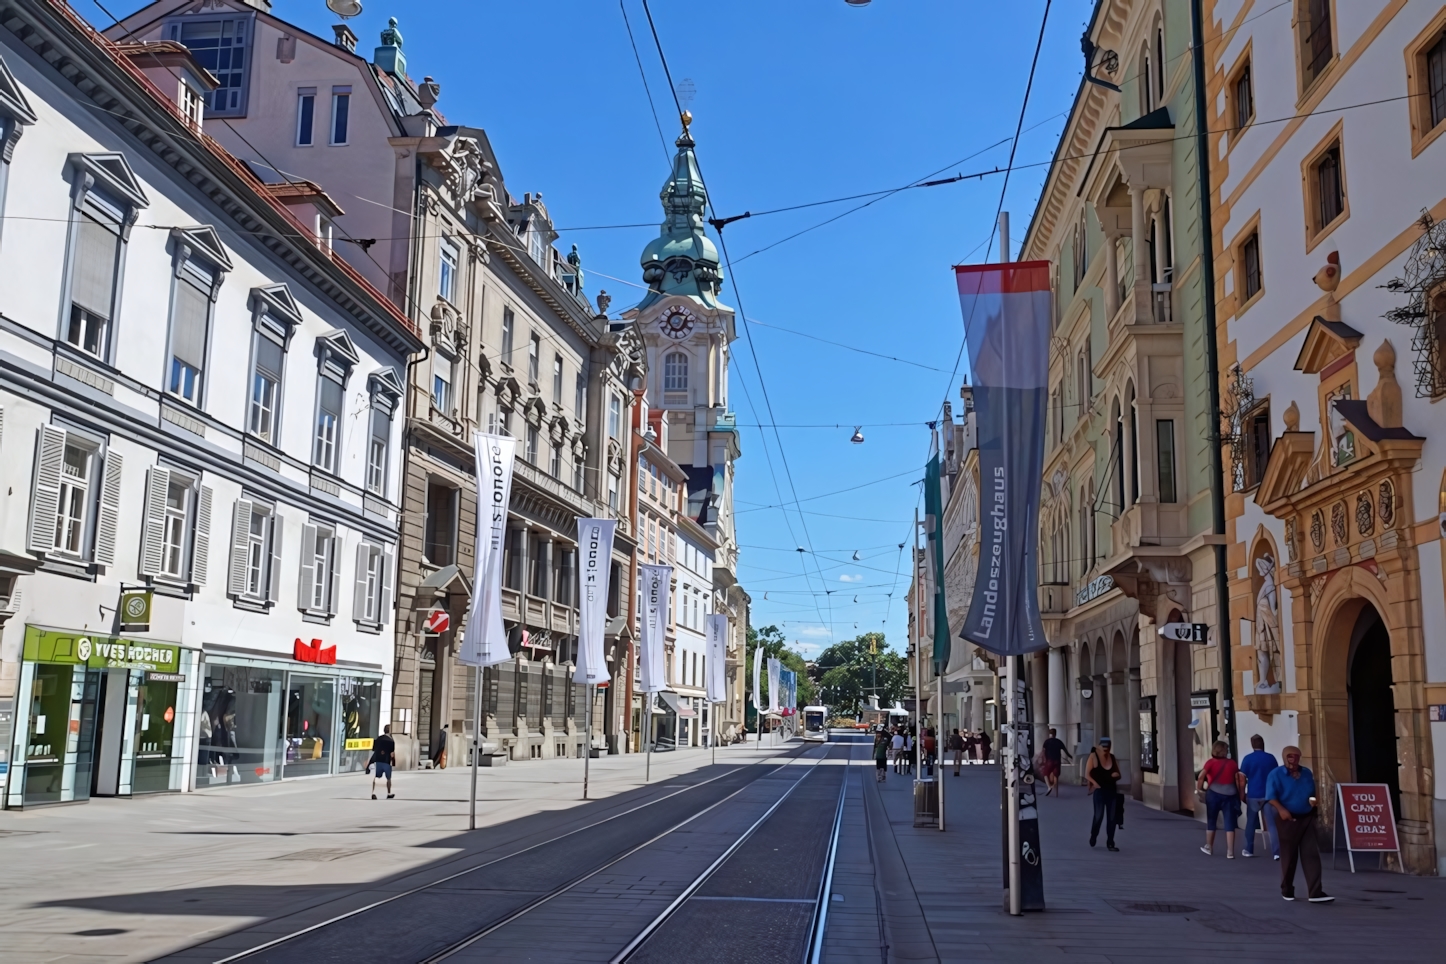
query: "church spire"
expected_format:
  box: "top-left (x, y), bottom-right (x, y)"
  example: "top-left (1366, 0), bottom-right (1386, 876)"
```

top-left (639, 112), bottom-right (723, 309)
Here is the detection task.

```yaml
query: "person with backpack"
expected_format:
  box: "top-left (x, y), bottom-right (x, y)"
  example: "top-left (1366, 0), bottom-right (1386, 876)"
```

top-left (1085, 737), bottom-right (1123, 851)
top-left (365, 725), bottom-right (396, 800)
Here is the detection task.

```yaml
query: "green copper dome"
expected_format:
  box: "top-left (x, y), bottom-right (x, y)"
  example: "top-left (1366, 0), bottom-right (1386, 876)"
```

top-left (638, 122), bottom-right (723, 310)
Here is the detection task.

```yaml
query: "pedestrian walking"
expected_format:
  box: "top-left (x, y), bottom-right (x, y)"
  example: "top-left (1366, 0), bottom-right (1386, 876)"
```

top-left (922, 728), bottom-right (937, 777)
top-left (1197, 740), bottom-right (1246, 857)
top-left (365, 725), bottom-right (396, 799)
top-left (1040, 728), bottom-right (1071, 795)
top-left (873, 728), bottom-right (890, 783)
top-left (1267, 746), bottom-right (1333, 902)
top-left (431, 724), bottom-right (448, 769)
top-left (1085, 737), bottom-right (1122, 851)
top-left (891, 727), bottom-right (906, 774)
top-left (947, 728), bottom-right (966, 776)
top-left (903, 729), bottom-right (915, 775)
top-left (977, 729), bottom-right (993, 764)
top-left (1239, 734), bottom-right (1280, 859)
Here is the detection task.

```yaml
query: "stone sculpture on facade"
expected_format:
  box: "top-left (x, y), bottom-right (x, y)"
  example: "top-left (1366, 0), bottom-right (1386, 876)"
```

top-left (1253, 553), bottom-right (1283, 694)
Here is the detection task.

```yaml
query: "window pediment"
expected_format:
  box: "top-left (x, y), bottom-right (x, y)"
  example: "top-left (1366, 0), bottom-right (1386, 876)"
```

top-left (368, 367), bottom-right (404, 414)
top-left (0, 53), bottom-right (36, 161)
top-left (250, 283), bottom-right (303, 328)
top-left (68, 152), bottom-right (149, 214)
top-left (169, 225), bottom-right (233, 276)
top-left (315, 328), bottom-right (361, 380)
top-left (1294, 316), bottom-right (1361, 373)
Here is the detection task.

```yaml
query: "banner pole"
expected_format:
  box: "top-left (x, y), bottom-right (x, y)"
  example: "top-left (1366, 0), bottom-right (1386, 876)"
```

top-left (938, 667), bottom-right (945, 831)
top-left (1006, 655), bottom-right (1021, 916)
top-left (645, 692), bottom-right (652, 783)
top-left (469, 663), bottom-right (481, 831)
top-left (584, 683), bottom-right (593, 800)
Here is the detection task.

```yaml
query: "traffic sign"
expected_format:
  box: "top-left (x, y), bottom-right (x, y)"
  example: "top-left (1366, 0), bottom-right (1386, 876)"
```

top-left (425, 609), bottom-right (451, 634)
top-left (1158, 621), bottom-right (1209, 643)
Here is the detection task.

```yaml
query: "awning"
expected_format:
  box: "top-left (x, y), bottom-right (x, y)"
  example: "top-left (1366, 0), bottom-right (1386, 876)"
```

top-left (658, 691), bottom-right (697, 718)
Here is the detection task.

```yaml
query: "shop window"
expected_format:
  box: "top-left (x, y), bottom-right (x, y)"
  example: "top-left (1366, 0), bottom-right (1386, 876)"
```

top-left (133, 674), bottom-right (180, 793)
top-left (353, 541), bottom-right (394, 628)
top-left (424, 481), bottom-right (458, 567)
top-left (298, 521), bottom-right (339, 618)
top-left (197, 665), bottom-right (285, 786)
top-left (339, 676), bottom-right (382, 773)
top-left (139, 466), bottom-right (212, 586)
top-left (227, 498), bottom-right (280, 607)
top-left (285, 674), bottom-right (335, 777)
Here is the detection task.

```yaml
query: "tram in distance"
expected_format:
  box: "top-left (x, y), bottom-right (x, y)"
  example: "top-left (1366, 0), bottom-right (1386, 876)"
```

top-left (802, 705), bottom-right (829, 741)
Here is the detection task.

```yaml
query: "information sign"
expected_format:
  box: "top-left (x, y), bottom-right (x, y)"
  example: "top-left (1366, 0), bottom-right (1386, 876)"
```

top-left (1335, 782), bottom-right (1400, 873)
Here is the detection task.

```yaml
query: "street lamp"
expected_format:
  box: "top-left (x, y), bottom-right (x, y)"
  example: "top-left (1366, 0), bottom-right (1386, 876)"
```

top-left (326, 0), bottom-right (363, 17)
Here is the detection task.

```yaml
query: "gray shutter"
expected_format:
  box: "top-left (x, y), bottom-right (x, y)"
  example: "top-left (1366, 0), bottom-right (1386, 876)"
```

top-left (94, 450), bottom-right (123, 566)
top-left (27, 425), bottom-right (67, 554)
top-left (352, 541), bottom-right (369, 622)
top-left (227, 499), bottom-right (254, 597)
top-left (170, 279), bottom-right (210, 374)
top-left (327, 530), bottom-right (341, 616)
top-left (297, 522), bottom-right (317, 611)
top-left (72, 216), bottom-right (120, 317)
top-left (380, 544), bottom-right (395, 626)
top-left (138, 467), bottom-right (170, 577)
top-left (191, 484), bottom-right (213, 585)
top-left (268, 512), bottom-right (284, 604)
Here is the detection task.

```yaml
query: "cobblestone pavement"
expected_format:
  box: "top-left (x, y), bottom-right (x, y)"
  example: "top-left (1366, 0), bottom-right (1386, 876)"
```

top-left (825, 759), bottom-right (1443, 963)
top-left (0, 744), bottom-right (785, 964)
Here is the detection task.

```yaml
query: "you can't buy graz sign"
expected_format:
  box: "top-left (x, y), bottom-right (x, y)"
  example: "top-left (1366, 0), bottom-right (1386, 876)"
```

top-left (24, 626), bottom-right (179, 671)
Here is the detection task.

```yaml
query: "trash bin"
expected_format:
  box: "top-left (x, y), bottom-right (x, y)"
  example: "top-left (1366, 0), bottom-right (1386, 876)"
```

top-left (913, 778), bottom-right (939, 828)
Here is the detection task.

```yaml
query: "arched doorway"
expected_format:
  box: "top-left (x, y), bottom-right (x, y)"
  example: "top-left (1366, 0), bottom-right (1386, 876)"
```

top-left (1348, 604), bottom-right (1401, 821)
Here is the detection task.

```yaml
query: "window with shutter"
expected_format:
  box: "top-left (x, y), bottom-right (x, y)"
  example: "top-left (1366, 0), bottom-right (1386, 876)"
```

top-left (327, 529), bottom-right (341, 616)
top-left (268, 513), bottom-right (284, 603)
top-left (297, 522), bottom-right (318, 612)
top-left (191, 484), bottom-right (212, 585)
top-left (228, 498), bottom-right (254, 598)
top-left (314, 376), bottom-right (343, 472)
top-left (27, 425), bottom-right (67, 555)
top-left (353, 541), bottom-right (371, 622)
top-left (67, 215), bottom-right (120, 358)
top-left (139, 467), bottom-right (171, 577)
top-left (168, 273), bottom-right (211, 404)
top-left (94, 450), bottom-right (122, 566)
top-left (248, 333), bottom-right (284, 444)
top-left (379, 545), bottom-right (394, 625)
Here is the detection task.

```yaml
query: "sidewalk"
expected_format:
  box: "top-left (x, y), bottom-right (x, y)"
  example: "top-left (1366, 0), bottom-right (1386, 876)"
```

top-left (0, 744), bottom-right (774, 964)
top-left (832, 761), bottom-right (1442, 963)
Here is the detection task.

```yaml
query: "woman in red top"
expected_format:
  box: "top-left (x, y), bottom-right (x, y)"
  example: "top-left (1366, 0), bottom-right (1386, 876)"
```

top-left (1197, 740), bottom-right (1247, 857)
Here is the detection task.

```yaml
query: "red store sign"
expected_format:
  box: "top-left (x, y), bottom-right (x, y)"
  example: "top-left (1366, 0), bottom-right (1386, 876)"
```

top-left (293, 638), bottom-right (337, 665)
top-left (1337, 783), bottom-right (1399, 851)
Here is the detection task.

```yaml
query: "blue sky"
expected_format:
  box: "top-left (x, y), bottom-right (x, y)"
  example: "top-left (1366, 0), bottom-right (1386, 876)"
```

top-left (97, 0), bottom-right (1090, 657)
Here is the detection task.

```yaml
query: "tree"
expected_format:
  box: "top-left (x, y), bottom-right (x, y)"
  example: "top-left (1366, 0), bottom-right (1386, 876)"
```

top-left (812, 632), bottom-right (908, 714)
top-left (744, 625), bottom-right (816, 722)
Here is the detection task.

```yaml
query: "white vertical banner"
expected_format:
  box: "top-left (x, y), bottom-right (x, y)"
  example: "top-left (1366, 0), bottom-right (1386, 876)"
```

top-left (459, 433), bottom-right (516, 667)
top-left (752, 643), bottom-right (763, 719)
top-left (575, 518), bottom-right (616, 685)
top-left (706, 613), bottom-right (727, 703)
top-left (767, 657), bottom-right (782, 714)
top-left (639, 564), bottom-right (672, 693)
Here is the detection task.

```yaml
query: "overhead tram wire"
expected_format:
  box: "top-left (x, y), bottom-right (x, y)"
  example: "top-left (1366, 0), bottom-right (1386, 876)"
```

top-left (618, 0), bottom-right (673, 167)
top-left (640, 0), bottom-right (839, 644)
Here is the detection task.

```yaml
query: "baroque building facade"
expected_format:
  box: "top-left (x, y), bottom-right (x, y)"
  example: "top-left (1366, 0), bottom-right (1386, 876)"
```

top-left (621, 117), bottom-right (748, 740)
top-left (0, 0), bottom-right (421, 805)
top-left (1018, 0), bottom-right (1227, 814)
top-left (1205, 0), bottom-right (1446, 874)
top-left (110, 0), bottom-right (644, 767)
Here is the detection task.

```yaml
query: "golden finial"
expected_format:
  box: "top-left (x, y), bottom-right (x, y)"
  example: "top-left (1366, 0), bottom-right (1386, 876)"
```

top-left (680, 109), bottom-right (693, 132)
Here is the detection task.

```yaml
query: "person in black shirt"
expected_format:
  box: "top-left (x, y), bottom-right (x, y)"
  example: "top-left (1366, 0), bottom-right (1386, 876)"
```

top-left (367, 725), bottom-right (396, 800)
top-left (1041, 727), bottom-right (1072, 796)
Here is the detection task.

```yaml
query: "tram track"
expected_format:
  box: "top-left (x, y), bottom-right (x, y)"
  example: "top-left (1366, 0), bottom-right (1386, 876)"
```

top-left (195, 742), bottom-right (825, 964)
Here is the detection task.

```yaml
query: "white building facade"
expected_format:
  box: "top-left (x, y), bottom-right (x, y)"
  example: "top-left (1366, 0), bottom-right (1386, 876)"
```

top-left (0, 2), bottom-right (420, 807)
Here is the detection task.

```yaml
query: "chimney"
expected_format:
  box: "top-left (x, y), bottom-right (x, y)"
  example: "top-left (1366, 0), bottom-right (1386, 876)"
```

top-left (332, 24), bottom-right (358, 52)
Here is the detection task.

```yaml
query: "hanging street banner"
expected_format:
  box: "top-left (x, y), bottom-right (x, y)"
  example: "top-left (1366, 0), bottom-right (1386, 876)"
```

top-left (767, 657), bottom-right (782, 713)
top-left (706, 613), bottom-right (727, 704)
top-left (752, 643), bottom-right (763, 723)
top-left (955, 261), bottom-right (1052, 657)
top-left (778, 669), bottom-right (797, 715)
top-left (460, 433), bottom-right (516, 667)
top-left (575, 518), bottom-right (617, 685)
top-left (639, 564), bottom-right (672, 693)
top-left (925, 445), bottom-right (951, 675)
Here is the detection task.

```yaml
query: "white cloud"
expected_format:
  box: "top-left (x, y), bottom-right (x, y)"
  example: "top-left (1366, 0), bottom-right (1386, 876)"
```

top-left (839, 573), bottom-right (863, 583)
top-left (795, 624), bottom-right (834, 639)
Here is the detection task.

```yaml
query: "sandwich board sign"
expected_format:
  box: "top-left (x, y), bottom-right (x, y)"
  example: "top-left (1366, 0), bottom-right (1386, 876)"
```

top-left (1334, 783), bottom-right (1399, 873)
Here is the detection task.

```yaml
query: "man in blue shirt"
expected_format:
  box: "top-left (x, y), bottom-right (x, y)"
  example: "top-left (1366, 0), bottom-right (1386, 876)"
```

top-left (1266, 746), bottom-right (1333, 902)
top-left (1239, 735), bottom-right (1279, 858)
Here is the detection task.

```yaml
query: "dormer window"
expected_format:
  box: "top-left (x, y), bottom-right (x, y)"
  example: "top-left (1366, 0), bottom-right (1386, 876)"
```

top-left (529, 227), bottom-right (545, 265)
top-left (166, 15), bottom-right (252, 117)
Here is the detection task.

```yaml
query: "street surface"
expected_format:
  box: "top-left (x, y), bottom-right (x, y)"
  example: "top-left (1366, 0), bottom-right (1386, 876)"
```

top-left (0, 732), bottom-right (1439, 963)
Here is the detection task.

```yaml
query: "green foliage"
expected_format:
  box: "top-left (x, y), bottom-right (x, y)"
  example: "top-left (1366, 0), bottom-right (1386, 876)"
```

top-left (744, 625), bottom-right (816, 717)
top-left (811, 632), bottom-right (908, 714)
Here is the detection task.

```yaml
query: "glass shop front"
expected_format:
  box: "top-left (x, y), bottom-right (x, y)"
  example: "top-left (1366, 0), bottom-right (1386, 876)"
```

top-left (195, 653), bottom-right (381, 787)
top-left (4, 625), bottom-right (198, 809)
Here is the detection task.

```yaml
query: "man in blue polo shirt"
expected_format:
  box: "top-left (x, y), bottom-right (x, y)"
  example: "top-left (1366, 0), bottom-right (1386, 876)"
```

top-left (1239, 735), bottom-right (1279, 858)
top-left (1266, 746), bottom-right (1332, 902)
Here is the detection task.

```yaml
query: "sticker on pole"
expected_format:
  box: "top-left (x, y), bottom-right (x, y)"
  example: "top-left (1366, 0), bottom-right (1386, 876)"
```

top-left (425, 609), bottom-right (451, 635)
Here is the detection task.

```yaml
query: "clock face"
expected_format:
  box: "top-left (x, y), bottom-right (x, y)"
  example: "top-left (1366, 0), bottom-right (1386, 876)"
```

top-left (658, 307), bottom-right (697, 340)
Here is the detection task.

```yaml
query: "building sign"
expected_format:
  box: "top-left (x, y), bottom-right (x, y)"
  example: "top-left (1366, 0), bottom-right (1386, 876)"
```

top-left (147, 672), bottom-right (186, 683)
top-left (119, 590), bottom-right (152, 631)
top-left (1075, 575), bottom-right (1114, 608)
top-left (1428, 704), bottom-right (1446, 722)
top-left (24, 626), bottom-right (179, 672)
top-left (1337, 783), bottom-right (1399, 853)
top-left (344, 738), bottom-right (373, 751)
top-left (424, 609), bottom-right (450, 635)
top-left (1158, 622), bottom-right (1209, 643)
top-left (293, 638), bottom-right (337, 665)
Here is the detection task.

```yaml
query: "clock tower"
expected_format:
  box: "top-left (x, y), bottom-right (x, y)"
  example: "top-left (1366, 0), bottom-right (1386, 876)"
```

top-left (620, 113), bottom-right (747, 733)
